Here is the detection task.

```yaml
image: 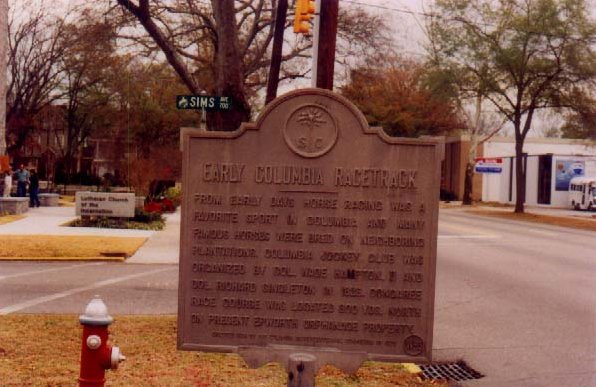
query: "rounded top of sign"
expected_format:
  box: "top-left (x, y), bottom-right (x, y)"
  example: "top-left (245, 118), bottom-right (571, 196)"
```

top-left (264, 88), bottom-right (369, 133)
top-left (259, 88), bottom-right (440, 145)
top-left (181, 88), bottom-right (442, 149)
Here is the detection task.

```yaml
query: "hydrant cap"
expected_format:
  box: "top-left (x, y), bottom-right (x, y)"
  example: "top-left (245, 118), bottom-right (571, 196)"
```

top-left (79, 296), bottom-right (114, 326)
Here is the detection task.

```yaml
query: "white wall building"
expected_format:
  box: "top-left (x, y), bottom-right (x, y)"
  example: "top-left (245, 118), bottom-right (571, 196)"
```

top-left (480, 137), bottom-right (596, 208)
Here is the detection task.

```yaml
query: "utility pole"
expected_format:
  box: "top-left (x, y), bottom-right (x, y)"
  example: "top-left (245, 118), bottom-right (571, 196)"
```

top-left (310, 0), bottom-right (321, 87)
top-left (315, 0), bottom-right (338, 90)
top-left (0, 0), bottom-right (7, 155)
top-left (265, 0), bottom-right (289, 104)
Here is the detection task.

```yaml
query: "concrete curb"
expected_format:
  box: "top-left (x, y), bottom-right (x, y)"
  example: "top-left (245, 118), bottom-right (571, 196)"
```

top-left (0, 256), bottom-right (126, 262)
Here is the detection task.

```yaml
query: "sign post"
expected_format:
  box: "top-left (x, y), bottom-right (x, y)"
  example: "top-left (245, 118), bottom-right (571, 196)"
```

top-left (178, 89), bottom-right (442, 373)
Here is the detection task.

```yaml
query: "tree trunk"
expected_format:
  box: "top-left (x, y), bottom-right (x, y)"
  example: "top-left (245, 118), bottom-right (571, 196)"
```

top-left (514, 140), bottom-right (525, 213)
top-left (118, 0), bottom-right (251, 132)
top-left (63, 154), bottom-right (73, 184)
top-left (462, 92), bottom-right (484, 205)
top-left (462, 162), bottom-right (475, 205)
top-left (210, 0), bottom-right (251, 131)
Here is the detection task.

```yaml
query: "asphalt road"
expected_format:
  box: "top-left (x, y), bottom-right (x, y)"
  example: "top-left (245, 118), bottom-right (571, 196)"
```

top-left (0, 262), bottom-right (178, 315)
top-left (434, 209), bottom-right (596, 387)
top-left (1, 209), bottom-right (594, 386)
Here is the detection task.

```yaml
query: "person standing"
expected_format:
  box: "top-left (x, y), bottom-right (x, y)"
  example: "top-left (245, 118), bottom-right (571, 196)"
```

top-left (2, 166), bottom-right (11, 197)
top-left (29, 169), bottom-right (40, 207)
top-left (15, 163), bottom-right (29, 197)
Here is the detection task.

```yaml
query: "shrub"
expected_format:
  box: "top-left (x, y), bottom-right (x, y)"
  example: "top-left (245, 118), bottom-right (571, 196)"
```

top-left (134, 208), bottom-right (163, 223)
top-left (144, 196), bottom-right (177, 213)
top-left (160, 198), bottom-right (175, 212)
top-left (68, 210), bottom-right (165, 230)
top-left (144, 202), bottom-right (163, 213)
top-left (163, 186), bottom-right (181, 207)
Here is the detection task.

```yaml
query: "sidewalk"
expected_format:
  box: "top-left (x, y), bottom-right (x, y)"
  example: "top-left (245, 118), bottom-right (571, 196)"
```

top-left (442, 201), bottom-right (596, 219)
top-left (473, 204), bottom-right (596, 223)
top-left (127, 210), bottom-right (180, 264)
top-left (0, 206), bottom-right (154, 237)
top-left (0, 206), bottom-right (177, 263)
top-left (523, 204), bottom-right (596, 219)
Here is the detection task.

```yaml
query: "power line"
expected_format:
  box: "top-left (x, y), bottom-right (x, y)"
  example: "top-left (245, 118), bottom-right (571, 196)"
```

top-left (341, 0), bottom-right (596, 44)
top-left (341, 0), bottom-right (435, 18)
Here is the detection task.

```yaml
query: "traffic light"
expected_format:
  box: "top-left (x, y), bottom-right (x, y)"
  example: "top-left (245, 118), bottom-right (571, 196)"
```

top-left (293, 0), bottom-right (315, 34)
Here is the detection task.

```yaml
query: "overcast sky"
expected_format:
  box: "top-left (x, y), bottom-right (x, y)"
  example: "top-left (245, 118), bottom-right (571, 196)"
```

top-left (29, 0), bottom-right (431, 56)
top-left (343, 0), bottom-right (430, 56)
top-left (19, 0), bottom-right (594, 135)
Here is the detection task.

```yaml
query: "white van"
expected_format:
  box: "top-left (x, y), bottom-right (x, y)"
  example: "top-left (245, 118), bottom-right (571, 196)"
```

top-left (568, 177), bottom-right (596, 211)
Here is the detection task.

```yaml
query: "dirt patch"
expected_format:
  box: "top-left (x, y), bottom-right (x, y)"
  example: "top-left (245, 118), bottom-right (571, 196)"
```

top-left (0, 235), bottom-right (146, 260)
top-left (468, 209), bottom-right (596, 232)
top-left (0, 315), bottom-right (443, 386)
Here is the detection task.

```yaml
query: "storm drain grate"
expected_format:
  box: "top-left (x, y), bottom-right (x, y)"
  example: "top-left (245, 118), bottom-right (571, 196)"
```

top-left (419, 361), bottom-right (484, 382)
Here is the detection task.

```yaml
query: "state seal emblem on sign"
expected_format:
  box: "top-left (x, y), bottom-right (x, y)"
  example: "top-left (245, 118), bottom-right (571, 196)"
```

top-left (284, 104), bottom-right (338, 158)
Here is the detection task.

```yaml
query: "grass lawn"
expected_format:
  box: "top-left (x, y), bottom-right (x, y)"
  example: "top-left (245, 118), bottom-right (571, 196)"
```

top-left (59, 195), bottom-right (76, 207)
top-left (0, 315), bottom-right (443, 386)
top-left (0, 214), bottom-right (25, 226)
top-left (0, 235), bottom-right (146, 260)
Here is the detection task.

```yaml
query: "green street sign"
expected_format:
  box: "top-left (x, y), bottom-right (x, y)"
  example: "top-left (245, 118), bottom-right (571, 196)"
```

top-left (176, 95), bottom-right (232, 111)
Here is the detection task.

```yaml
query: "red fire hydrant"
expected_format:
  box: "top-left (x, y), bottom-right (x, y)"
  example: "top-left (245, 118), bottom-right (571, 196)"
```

top-left (79, 296), bottom-right (125, 387)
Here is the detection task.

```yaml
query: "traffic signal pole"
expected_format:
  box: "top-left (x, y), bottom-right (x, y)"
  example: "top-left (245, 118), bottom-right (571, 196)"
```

top-left (310, 0), bottom-right (321, 87)
top-left (289, 0), bottom-right (338, 91)
top-left (265, 0), bottom-right (289, 104)
top-left (315, 0), bottom-right (339, 90)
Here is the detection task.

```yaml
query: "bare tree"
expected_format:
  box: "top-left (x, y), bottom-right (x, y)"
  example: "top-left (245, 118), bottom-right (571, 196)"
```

top-left (428, 0), bottom-right (596, 213)
top-left (56, 11), bottom-right (118, 182)
top-left (114, 0), bottom-right (258, 131)
top-left (6, 3), bottom-right (68, 152)
top-left (334, 6), bottom-right (392, 83)
top-left (113, 0), bottom-right (390, 130)
top-left (461, 93), bottom-right (506, 205)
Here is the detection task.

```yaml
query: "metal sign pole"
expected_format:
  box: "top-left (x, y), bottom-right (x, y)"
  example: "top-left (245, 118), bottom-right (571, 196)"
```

top-left (287, 353), bottom-right (316, 387)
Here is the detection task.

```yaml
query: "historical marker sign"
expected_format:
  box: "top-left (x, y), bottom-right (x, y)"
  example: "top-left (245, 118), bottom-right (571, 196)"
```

top-left (178, 89), bottom-right (442, 368)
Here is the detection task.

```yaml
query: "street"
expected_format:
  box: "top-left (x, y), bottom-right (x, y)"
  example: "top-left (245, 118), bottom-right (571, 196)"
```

top-left (1, 208), bottom-right (595, 386)
top-left (434, 210), bottom-right (596, 386)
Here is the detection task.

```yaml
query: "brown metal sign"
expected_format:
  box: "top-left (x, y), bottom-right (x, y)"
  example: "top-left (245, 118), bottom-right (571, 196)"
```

top-left (178, 89), bottom-right (441, 368)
